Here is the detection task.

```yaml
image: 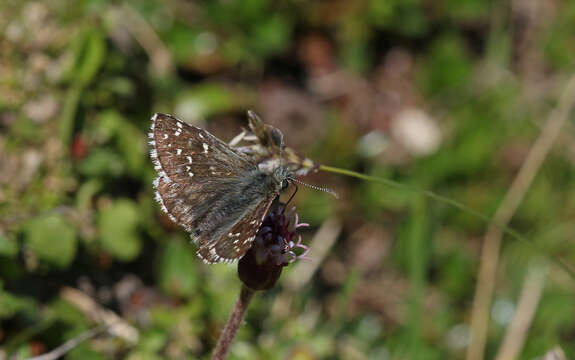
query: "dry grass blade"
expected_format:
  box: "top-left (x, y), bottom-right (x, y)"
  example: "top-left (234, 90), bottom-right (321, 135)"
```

top-left (27, 326), bottom-right (108, 360)
top-left (466, 72), bottom-right (575, 360)
top-left (495, 264), bottom-right (548, 360)
top-left (110, 4), bottom-right (174, 76)
top-left (60, 287), bottom-right (139, 344)
top-left (283, 217), bottom-right (342, 291)
top-left (543, 347), bottom-right (567, 360)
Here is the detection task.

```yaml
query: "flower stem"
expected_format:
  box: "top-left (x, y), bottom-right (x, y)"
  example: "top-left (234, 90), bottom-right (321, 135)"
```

top-left (212, 285), bottom-right (256, 360)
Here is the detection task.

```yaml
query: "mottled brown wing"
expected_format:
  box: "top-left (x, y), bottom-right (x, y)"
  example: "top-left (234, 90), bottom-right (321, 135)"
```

top-left (197, 195), bottom-right (275, 264)
top-left (149, 113), bottom-right (255, 184)
top-left (149, 113), bottom-right (280, 264)
top-left (149, 113), bottom-right (256, 235)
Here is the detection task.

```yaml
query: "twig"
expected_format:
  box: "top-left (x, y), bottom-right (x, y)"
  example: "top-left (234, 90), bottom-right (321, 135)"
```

top-left (60, 287), bottom-right (139, 344)
top-left (110, 4), bottom-right (175, 76)
top-left (495, 263), bottom-right (548, 360)
top-left (27, 325), bottom-right (107, 360)
top-left (212, 285), bottom-right (255, 360)
top-left (543, 347), bottom-right (567, 360)
top-left (466, 71), bottom-right (575, 360)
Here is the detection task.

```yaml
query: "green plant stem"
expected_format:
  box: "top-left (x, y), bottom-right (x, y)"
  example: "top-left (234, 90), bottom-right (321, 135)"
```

top-left (406, 194), bottom-right (427, 356)
top-left (319, 164), bottom-right (575, 279)
top-left (212, 285), bottom-right (255, 360)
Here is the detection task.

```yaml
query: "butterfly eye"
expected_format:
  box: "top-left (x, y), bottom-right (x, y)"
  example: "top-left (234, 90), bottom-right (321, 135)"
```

top-left (281, 179), bottom-right (289, 190)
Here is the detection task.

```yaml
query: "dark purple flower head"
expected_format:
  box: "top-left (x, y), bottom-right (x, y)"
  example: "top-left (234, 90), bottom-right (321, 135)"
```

top-left (253, 205), bottom-right (310, 266)
top-left (238, 201), bottom-right (309, 290)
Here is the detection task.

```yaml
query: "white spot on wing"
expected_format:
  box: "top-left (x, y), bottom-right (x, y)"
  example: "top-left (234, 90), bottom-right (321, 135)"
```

top-left (176, 149), bottom-right (182, 155)
top-left (186, 156), bottom-right (192, 163)
top-left (203, 143), bottom-right (209, 153)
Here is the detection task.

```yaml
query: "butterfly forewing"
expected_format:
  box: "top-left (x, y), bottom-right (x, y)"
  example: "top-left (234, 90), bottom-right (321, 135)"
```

top-left (150, 113), bottom-right (254, 183)
top-left (149, 113), bottom-right (285, 264)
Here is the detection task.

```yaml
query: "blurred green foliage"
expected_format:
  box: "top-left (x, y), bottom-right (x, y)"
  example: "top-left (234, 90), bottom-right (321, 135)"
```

top-left (1, 0), bottom-right (575, 359)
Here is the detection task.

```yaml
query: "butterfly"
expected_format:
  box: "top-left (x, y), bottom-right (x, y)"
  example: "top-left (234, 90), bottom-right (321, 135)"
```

top-left (148, 113), bottom-right (290, 264)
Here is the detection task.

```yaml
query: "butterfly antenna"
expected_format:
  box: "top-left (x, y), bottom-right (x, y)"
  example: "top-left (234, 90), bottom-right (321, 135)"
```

top-left (278, 130), bottom-right (285, 172)
top-left (289, 177), bottom-right (339, 199)
top-left (282, 182), bottom-right (299, 215)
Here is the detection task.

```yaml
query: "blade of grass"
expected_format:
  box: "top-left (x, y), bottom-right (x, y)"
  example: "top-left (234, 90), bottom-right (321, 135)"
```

top-left (334, 267), bottom-right (361, 327)
top-left (59, 85), bottom-right (81, 146)
top-left (319, 164), bottom-right (575, 280)
top-left (406, 193), bottom-right (428, 358)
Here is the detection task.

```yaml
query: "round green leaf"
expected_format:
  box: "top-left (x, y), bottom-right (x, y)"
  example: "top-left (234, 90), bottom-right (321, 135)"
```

top-left (24, 215), bottom-right (77, 268)
top-left (158, 238), bottom-right (198, 297)
top-left (98, 199), bottom-right (141, 261)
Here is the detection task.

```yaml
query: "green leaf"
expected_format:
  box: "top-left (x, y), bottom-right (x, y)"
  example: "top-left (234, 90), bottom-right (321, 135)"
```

top-left (252, 15), bottom-right (290, 55)
top-left (174, 83), bottom-right (248, 120)
top-left (24, 215), bottom-right (77, 268)
top-left (418, 34), bottom-right (472, 96)
top-left (0, 234), bottom-right (18, 256)
top-left (78, 149), bottom-right (125, 178)
top-left (116, 121), bottom-right (146, 176)
top-left (74, 29), bottom-right (107, 87)
top-left (158, 238), bottom-right (198, 297)
top-left (442, 0), bottom-right (489, 21)
top-left (59, 29), bottom-right (106, 144)
top-left (98, 199), bottom-right (141, 261)
top-left (93, 110), bottom-right (123, 142)
top-left (0, 284), bottom-right (36, 319)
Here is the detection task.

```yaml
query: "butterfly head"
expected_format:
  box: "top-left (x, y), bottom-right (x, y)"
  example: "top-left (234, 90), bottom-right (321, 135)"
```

top-left (272, 165), bottom-right (291, 190)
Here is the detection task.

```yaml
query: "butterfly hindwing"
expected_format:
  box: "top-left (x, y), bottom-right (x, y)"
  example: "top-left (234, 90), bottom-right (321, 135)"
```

top-left (197, 194), bottom-right (275, 263)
